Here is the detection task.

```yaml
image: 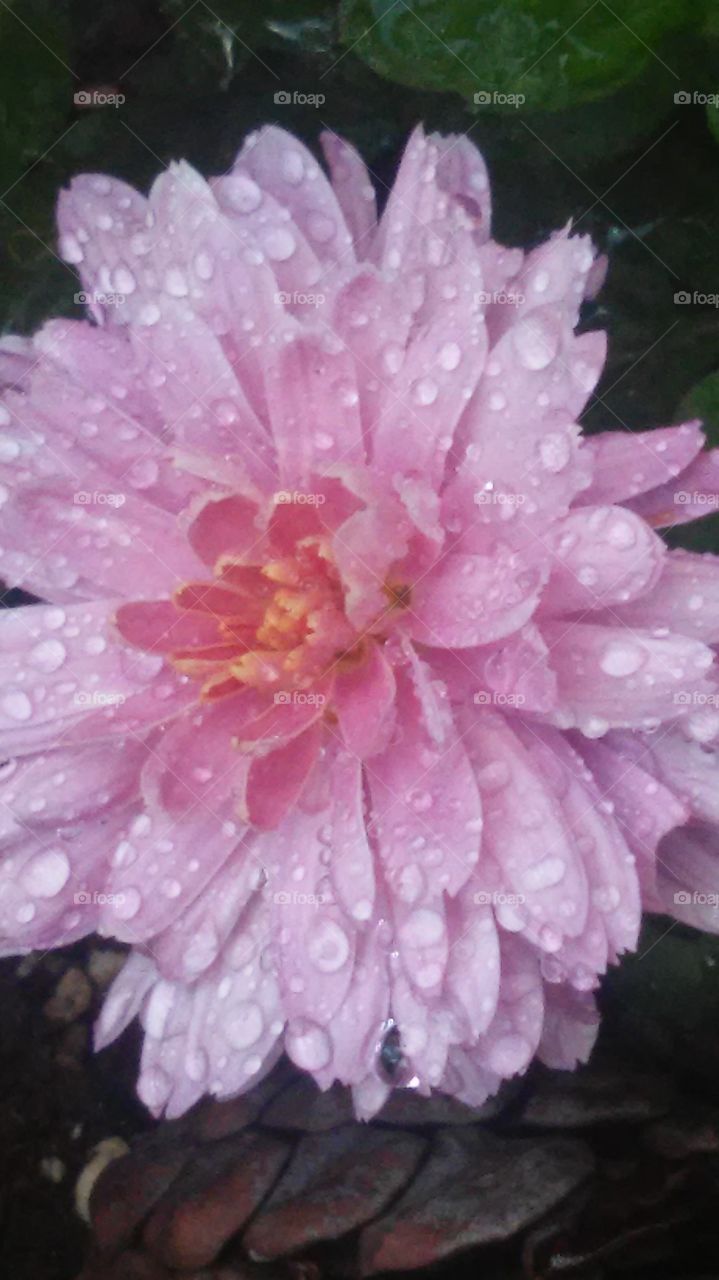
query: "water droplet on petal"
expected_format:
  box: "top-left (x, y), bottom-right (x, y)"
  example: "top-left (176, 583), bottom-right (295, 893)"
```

top-left (21, 849), bottom-right (70, 898)
top-left (307, 919), bottom-right (350, 973)
top-left (437, 341), bottom-right (461, 371)
top-left (29, 639), bottom-right (66, 673)
top-left (263, 228), bottom-right (296, 261)
top-left (600, 641), bottom-right (644, 677)
top-left (286, 1018), bottom-right (331, 1070)
top-left (400, 908), bottom-right (444, 948)
top-left (225, 1000), bottom-right (264, 1049)
top-left (2, 690), bottom-right (32, 722)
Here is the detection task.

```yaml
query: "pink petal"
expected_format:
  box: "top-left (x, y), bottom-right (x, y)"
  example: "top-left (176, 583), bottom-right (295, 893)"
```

top-left (0, 334), bottom-right (35, 389)
top-left (408, 547), bottom-right (546, 648)
top-left (0, 738), bottom-right (143, 841)
top-left (241, 724), bottom-right (323, 829)
top-left (608, 549), bottom-right (719, 642)
top-left (577, 732), bottom-right (687, 910)
top-left (443, 325), bottom-right (602, 548)
top-left (539, 986), bottom-right (599, 1070)
top-left (329, 268), bottom-right (413, 448)
top-left (648, 728), bottom-right (719, 827)
top-left (33, 318), bottom-right (164, 435)
top-left (327, 748), bottom-right (376, 925)
top-left (0, 804), bottom-right (131, 955)
top-left (146, 161), bottom-right (282, 421)
top-left (390, 968), bottom-right (451, 1090)
top-left (541, 621), bottom-right (716, 732)
top-left (334, 643), bottom-right (397, 759)
top-left (320, 130), bottom-right (377, 257)
top-left (186, 491), bottom-right (268, 566)
top-left (314, 917), bottom-right (389, 1089)
top-left (442, 1048), bottom-right (499, 1109)
top-left (0, 601), bottom-right (189, 756)
top-left (262, 777), bottom-right (357, 1029)
top-left (627, 448), bottom-right (719, 526)
top-left (94, 951), bottom-right (159, 1051)
top-left (332, 499), bottom-right (411, 630)
top-left (150, 839), bottom-right (266, 981)
top-left (476, 936), bottom-right (544, 1079)
top-left (212, 168), bottom-right (322, 305)
top-left (100, 795), bottom-right (247, 946)
top-left (475, 625), bottom-right (559, 714)
top-left (493, 227), bottom-right (601, 341)
top-left (539, 505), bottom-right (665, 615)
top-left (56, 173), bottom-right (148, 323)
top-left (580, 422), bottom-right (704, 505)
top-left (367, 669), bottom-right (482, 905)
top-left (517, 724), bottom-right (640, 962)
top-left (98, 699), bottom-right (261, 942)
top-left (139, 894), bottom-right (284, 1115)
top-left (369, 252), bottom-right (487, 487)
top-left (657, 824), bottom-right (719, 933)
top-left (463, 710), bottom-right (589, 943)
top-left (431, 130), bottom-right (492, 244)
top-left (115, 598), bottom-right (222, 653)
top-left (445, 898), bottom-right (500, 1040)
top-left (239, 126), bottom-right (355, 266)
top-left (428, 625), bottom-right (559, 717)
top-left (264, 329), bottom-right (364, 488)
top-left (0, 476), bottom-right (203, 603)
top-left (129, 302), bottom-right (275, 484)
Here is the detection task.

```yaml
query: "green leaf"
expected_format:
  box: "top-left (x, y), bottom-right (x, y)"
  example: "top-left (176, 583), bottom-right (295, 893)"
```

top-left (603, 918), bottom-right (719, 1088)
top-left (677, 369), bottom-right (719, 446)
top-left (0, 0), bottom-right (72, 192)
top-left (339, 0), bottom-right (695, 112)
top-left (708, 98), bottom-right (719, 146)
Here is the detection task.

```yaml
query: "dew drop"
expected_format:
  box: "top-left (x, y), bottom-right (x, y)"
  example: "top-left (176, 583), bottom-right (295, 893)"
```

top-left (307, 919), bottom-right (350, 973)
top-left (225, 1000), bottom-right (264, 1049)
top-left (21, 849), bottom-right (70, 898)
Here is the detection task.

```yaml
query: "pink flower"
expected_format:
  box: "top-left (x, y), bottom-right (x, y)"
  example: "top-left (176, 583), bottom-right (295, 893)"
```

top-left (1, 126), bottom-right (718, 1119)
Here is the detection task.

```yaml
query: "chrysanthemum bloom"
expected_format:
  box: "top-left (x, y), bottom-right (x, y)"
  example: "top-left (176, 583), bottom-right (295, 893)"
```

top-left (1, 126), bottom-right (718, 1118)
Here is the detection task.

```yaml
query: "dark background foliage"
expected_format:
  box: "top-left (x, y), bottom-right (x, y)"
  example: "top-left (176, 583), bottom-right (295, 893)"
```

top-left (2, 3), bottom-right (719, 1277)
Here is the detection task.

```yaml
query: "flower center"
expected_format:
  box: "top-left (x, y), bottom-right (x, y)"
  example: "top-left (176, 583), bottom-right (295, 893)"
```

top-left (169, 535), bottom-right (357, 701)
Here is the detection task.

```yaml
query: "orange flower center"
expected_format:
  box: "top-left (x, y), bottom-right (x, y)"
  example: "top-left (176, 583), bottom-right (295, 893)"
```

top-left (169, 536), bottom-right (356, 701)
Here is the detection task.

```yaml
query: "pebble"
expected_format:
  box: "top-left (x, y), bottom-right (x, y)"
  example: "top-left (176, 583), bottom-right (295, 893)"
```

top-left (44, 967), bottom-right (93, 1023)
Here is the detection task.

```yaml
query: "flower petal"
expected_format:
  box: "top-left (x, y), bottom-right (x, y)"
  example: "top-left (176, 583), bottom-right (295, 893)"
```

top-left (580, 422), bottom-right (704, 505)
top-left (320, 130), bottom-right (377, 257)
top-left (542, 621), bottom-right (716, 732)
top-left (408, 548), bottom-right (546, 648)
top-left (539, 505), bottom-right (665, 615)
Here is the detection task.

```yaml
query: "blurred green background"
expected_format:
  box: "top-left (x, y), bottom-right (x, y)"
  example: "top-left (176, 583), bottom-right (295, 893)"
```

top-left (2, 0), bottom-right (719, 1084)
